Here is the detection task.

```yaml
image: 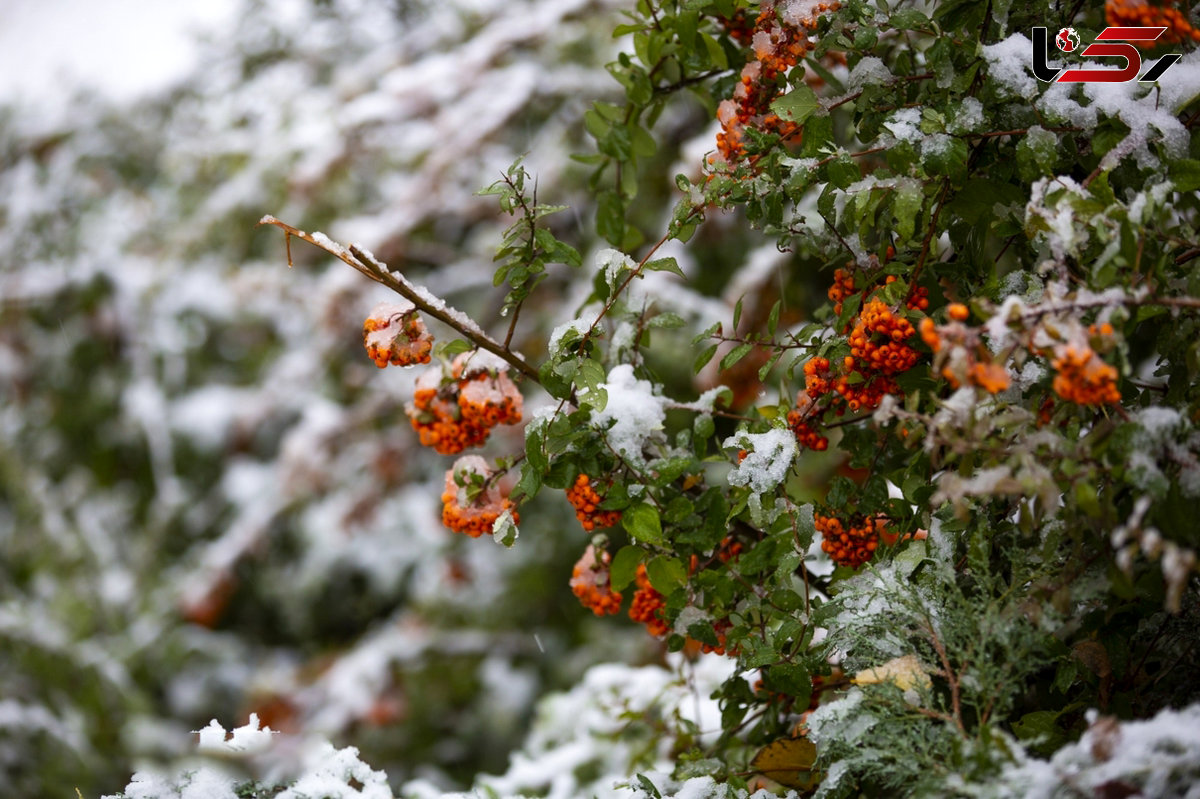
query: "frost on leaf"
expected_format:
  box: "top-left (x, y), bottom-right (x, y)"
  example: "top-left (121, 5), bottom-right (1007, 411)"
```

top-left (591, 364), bottom-right (666, 462)
top-left (725, 427), bottom-right (797, 494)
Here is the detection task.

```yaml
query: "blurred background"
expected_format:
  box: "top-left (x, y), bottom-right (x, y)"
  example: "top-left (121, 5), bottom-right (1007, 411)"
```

top-left (0, 0), bottom-right (644, 794)
top-left (0, 0), bottom-right (819, 794)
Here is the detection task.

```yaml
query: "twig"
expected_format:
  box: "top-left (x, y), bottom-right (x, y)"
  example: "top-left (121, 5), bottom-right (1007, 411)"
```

top-left (925, 621), bottom-right (965, 734)
top-left (581, 214), bottom-right (698, 348)
top-left (912, 180), bottom-right (951, 286)
top-left (258, 216), bottom-right (540, 383)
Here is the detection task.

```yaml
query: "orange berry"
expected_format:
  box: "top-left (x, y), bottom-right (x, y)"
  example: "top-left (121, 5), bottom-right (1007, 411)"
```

top-left (629, 565), bottom-right (670, 638)
top-left (571, 545), bottom-right (623, 616)
top-left (566, 474), bottom-right (622, 531)
top-left (441, 456), bottom-right (518, 538)
top-left (363, 304), bottom-right (433, 368)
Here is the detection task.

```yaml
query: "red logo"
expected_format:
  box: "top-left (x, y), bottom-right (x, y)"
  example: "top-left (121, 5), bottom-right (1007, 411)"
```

top-left (1056, 27), bottom-right (1080, 52)
top-left (1031, 26), bottom-right (1181, 83)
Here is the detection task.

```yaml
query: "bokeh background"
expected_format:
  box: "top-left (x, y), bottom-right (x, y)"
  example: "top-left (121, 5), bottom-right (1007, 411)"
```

top-left (0, 0), bottom-right (779, 795)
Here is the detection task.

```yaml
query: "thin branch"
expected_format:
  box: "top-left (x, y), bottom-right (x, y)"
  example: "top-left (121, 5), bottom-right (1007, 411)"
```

top-left (581, 213), bottom-right (699, 348)
top-left (258, 216), bottom-right (540, 383)
top-left (925, 621), bottom-right (966, 734)
top-left (654, 68), bottom-right (730, 95)
top-left (912, 180), bottom-right (951, 286)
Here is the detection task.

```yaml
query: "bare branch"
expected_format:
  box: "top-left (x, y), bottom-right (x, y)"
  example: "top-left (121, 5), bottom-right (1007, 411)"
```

top-left (258, 216), bottom-right (540, 383)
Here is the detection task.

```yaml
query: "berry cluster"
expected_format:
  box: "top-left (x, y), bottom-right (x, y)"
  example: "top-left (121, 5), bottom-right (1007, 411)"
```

top-left (714, 2), bottom-right (840, 163)
top-left (887, 275), bottom-right (930, 311)
top-left (362, 303), bottom-right (433, 368)
top-left (848, 299), bottom-right (919, 377)
top-left (628, 564), bottom-right (670, 637)
top-left (807, 296), bottom-right (920, 414)
top-left (1106, 0), bottom-right (1200, 43)
top-left (716, 535), bottom-right (744, 563)
top-left (406, 353), bottom-right (523, 455)
top-left (700, 618), bottom-right (733, 656)
top-left (815, 512), bottom-right (887, 568)
top-left (1052, 345), bottom-right (1121, 406)
top-left (786, 390), bottom-right (829, 451)
top-left (830, 267), bottom-right (928, 319)
top-left (441, 456), bottom-right (518, 538)
top-left (570, 546), bottom-right (623, 616)
top-left (566, 474), bottom-right (623, 531)
top-left (919, 311), bottom-right (1011, 394)
top-left (804, 273), bottom-right (929, 423)
top-left (718, 8), bottom-right (756, 45)
top-left (827, 268), bottom-right (857, 316)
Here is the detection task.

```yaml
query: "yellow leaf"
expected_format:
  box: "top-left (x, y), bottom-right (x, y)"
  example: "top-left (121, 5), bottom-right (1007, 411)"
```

top-left (750, 737), bottom-right (819, 790)
top-left (851, 654), bottom-right (932, 692)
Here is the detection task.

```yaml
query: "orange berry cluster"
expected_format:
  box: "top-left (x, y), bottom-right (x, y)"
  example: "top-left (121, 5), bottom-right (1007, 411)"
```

top-left (815, 512), bottom-right (886, 568)
top-left (1106, 0), bottom-right (1200, 43)
top-left (787, 384), bottom-right (829, 451)
top-left (629, 564), bottom-right (670, 638)
top-left (716, 535), bottom-right (744, 563)
top-left (830, 268), bottom-right (928, 318)
top-left (406, 353), bottom-right (523, 455)
top-left (1052, 345), bottom-right (1121, 406)
top-left (919, 316), bottom-right (1011, 394)
top-left (570, 545), bottom-right (623, 616)
top-left (919, 316), bottom-right (941, 351)
top-left (886, 275), bottom-right (930, 311)
top-left (714, 2), bottom-right (840, 162)
top-left (718, 9), bottom-right (756, 45)
top-left (804, 296), bottom-right (921, 415)
top-left (828, 268), bottom-right (857, 316)
top-left (700, 618), bottom-right (733, 656)
top-left (363, 303), bottom-right (433, 368)
top-left (441, 456), bottom-right (518, 538)
top-left (566, 474), bottom-right (623, 531)
top-left (849, 299), bottom-right (919, 377)
top-left (788, 413), bottom-right (829, 450)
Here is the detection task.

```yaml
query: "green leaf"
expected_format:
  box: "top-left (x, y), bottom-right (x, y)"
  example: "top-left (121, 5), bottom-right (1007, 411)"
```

top-left (647, 312), bottom-right (686, 329)
top-left (492, 510), bottom-right (519, 547)
top-left (597, 191), bottom-right (626, 246)
top-left (646, 556), bottom-right (687, 593)
top-left (892, 183), bottom-right (923, 244)
top-left (695, 343), bottom-right (720, 373)
top-left (763, 663), bottom-right (812, 705)
top-left (525, 422), bottom-right (549, 473)
top-left (623, 502), bottom-right (665, 545)
top-left (889, 8), bottom-right (931, 29)
top-left (720, 342), bottom-right (754, 371)
top-left (635, 774), bottom-right (662, 799)
top-left (771, 84), bottom-right (820, 124)
top-left (923, 136), bottom-right (968, 183)
top-left (611, 545), bottom-right (645, 591)
top-left (1169, 159), bottom-right (1200, 192)
top-left (826, 155), bottom-right (860, 189)
top-left (645, 256), bottom-right (685, 278)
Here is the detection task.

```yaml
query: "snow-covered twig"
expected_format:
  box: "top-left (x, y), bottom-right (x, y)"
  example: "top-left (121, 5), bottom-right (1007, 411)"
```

top-left (259, 215), bottom-right (540, 382)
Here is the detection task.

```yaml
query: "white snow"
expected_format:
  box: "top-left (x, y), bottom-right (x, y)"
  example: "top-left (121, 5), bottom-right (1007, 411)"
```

top-left (724, 427), bottom-right (798, 494)
top-left (982, 34), bottom-right (1039, 100)
top-left (195, 714), bottom-right (276, 756)
top-left (592, 364), bottom-right (667, 461)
